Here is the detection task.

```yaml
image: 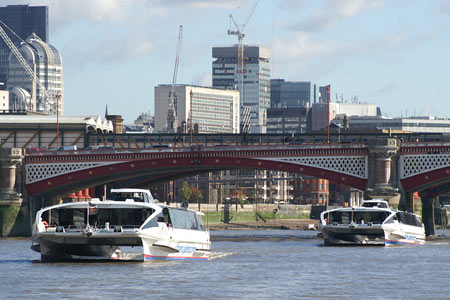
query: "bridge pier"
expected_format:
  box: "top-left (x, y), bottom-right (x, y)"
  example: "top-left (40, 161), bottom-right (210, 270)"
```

top-left (420, 192), bottom-right (436, 236)
top-left (0, 148), bottom-right (30, 237)
top-left (366, 138), bottom-right (401, 205)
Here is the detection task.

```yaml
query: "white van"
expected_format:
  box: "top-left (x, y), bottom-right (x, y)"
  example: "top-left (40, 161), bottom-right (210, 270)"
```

top-left (57, 145), bottom-right (77, 151)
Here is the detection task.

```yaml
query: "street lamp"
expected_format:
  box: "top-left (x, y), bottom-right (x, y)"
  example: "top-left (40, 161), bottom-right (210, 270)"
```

top-left (336, 123), bottom-right (343, 143)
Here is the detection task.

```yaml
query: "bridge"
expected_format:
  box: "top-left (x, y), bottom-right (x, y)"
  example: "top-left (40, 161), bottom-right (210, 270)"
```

top-left (1, 134), bottom-right (450, 236)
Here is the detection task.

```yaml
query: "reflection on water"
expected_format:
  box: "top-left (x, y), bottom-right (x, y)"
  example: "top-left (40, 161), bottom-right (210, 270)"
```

top-left (2, 230), bottom-right (450, 299)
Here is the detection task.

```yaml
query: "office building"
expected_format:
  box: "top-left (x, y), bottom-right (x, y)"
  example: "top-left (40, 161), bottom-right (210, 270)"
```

top-left (348, 116), bottom-right (450, 133)
top-left (7, 33), bottom-right (64, 114)
top-left (212, 45), bottom-right (270, 133)
top-left (154, 84), bottom-right (240, 133)
top-left (266, 107), bottom-right (311, 134)
top-left (0, 5), bottom-right (48, 89)
top-left (270, 79), bottom-right (312, 108)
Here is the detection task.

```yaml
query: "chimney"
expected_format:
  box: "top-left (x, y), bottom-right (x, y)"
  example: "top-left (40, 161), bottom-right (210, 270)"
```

top-left (106, 115), bottom-right (124, 134)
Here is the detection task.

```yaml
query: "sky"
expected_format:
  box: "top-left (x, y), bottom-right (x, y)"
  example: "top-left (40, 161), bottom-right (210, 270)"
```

top-left (6, 0), bottom-right (450, 123)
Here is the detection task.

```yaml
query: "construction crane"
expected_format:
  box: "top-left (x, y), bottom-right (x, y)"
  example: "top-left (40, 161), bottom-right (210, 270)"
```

top-left (227, 0), bottom-right (259, 96)
top-left (166, 25), bottom-right (183, 133)
top-left (0, 20), bottom-right (55, 114)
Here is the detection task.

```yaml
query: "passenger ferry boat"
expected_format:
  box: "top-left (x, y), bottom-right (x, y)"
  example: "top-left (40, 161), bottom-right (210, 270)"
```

top-left (319, 199), bottom-right (425, 246)
top-left (31, 189), bottom-right (211, 261)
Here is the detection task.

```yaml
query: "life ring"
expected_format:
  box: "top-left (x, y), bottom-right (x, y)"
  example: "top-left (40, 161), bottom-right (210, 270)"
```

top-left (42, 220), bottom-right (49, 228)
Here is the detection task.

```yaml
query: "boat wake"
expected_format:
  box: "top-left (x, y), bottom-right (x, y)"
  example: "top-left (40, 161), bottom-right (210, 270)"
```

top-left (208, 252), bottom-right (234, 260)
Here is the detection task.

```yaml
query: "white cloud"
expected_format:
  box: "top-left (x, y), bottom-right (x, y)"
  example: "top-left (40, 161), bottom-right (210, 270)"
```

top-left (272, 25), bottom-right (442, 78)
top-left (291, 0), bottom-right (385, 32)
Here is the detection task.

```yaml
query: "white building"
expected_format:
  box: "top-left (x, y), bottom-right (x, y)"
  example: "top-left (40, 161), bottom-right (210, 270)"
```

top-left (154, 84), bottom-right (240, 134)
top-left (312, 102), bottom-right (379, 131)
top-left (349, 116), bottom-right (450, 133)
top-left (212, 45), bottom-right (271, 133)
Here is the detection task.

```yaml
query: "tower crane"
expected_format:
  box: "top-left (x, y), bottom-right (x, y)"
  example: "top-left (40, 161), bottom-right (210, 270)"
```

top-left (227, 0), bottom-right (259, 96)
top-left (0, 20), bottom-right (55, 114)
top-left (166, 25), bottom-right (183, 133)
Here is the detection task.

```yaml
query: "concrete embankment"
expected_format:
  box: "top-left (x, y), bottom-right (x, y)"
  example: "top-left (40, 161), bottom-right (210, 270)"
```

top-left (206, 218), bottom-right (319, 231)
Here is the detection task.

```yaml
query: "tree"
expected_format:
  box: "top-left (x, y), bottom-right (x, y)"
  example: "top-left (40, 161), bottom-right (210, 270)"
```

top-left (190, 186), bottom-right (203, 202)
top-left (181, 181), bottom-right (192, 201)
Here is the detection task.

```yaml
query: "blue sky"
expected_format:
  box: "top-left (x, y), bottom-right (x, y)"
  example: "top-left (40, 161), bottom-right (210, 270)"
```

top-left (8, 0), bottom-right (450, 123)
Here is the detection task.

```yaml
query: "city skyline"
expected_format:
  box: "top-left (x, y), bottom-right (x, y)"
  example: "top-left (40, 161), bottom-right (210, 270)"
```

top-left (4, 0), bottom-right (450, 123)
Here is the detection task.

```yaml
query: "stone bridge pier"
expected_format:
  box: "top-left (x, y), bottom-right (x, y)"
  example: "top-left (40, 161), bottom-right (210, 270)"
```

top-left (366, 138), bottom-right (402, 205)
top-left (0, 148), bottom-right (31, 237)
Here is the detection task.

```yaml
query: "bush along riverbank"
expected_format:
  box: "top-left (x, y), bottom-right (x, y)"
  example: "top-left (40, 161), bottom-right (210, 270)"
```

top-left (202, 211), bottom-right (318, 230)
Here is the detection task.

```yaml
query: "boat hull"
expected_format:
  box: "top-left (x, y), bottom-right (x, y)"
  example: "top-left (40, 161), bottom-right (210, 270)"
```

top-left (140, 233), bottom-right (211, 261)
top-left (383, 226), bottom-right (426, 246)
top-left (322, 225), bottom-right (385, 246)
top-left (34, 232), bottom-right (142, 261)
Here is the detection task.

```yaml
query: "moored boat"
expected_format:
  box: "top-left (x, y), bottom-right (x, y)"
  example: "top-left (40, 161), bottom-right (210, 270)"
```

top-left (319, 199), bottom-right (425, 246)
top-left (31, 189), bottom-right (211, 261)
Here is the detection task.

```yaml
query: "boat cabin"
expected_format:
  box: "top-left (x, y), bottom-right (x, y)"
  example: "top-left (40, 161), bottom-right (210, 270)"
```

top-left (361, 199), bottom-right (389, 209)
top-left (109, 189), bottom-right (157, 203)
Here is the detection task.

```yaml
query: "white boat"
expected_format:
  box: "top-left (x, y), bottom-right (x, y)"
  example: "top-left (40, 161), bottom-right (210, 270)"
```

top-left (319, 199), bottom-right (425, 246)
top-left (31, 189), bottom-right (211, 261)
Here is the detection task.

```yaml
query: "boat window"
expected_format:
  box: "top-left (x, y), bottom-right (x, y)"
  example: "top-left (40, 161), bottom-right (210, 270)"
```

top-left (48, 207), bottom-right (155, 229)
top-left (383, 214), bottom-right (397, 224)
top-left (362, 201), bottom-right (388, 208)
top-left (396, 212), bottom-right (422, 227)
top-left (353, 211), bottom-right (391, 224)
top-left (48, 208), bottom-right (86, 229)
top-left (328, 211), bottom-right (390, 225)
top-left (195, 214), bottom-right (205, 230)
top-left (169, 209), bottom-right (203, 230)
top-left (110, 192), bottom-right (145, 202)
top-left (141, 212), bottom-right (159, 229)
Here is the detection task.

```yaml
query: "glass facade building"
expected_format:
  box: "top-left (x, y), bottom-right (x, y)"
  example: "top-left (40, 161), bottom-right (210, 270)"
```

top-left (0, 5), bottom-right (48, 88)
top-left (7, 33), bottom-right (63, 114)
top-left (266, 107), bottom-right (311, 134)
top-left (212, 45), bottom-right (270, 133)
top-left (270, 79), bottom-right (312, 108)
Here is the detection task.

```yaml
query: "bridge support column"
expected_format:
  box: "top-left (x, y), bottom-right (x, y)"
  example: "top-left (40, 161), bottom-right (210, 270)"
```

top-left (367, 138), bottom-right (401, 205)
top-left (399, 191), bottom-right (415, 212)
top-left (0, 148), bottom-right (29, 237)
top-left (420, 192), bottom-right (436, 236)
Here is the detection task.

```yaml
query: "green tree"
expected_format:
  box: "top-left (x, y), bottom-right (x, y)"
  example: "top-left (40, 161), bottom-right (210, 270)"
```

top-left (181, 181), bottom-right (192, 201)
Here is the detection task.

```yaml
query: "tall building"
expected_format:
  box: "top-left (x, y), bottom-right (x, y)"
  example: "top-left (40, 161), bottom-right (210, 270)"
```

top-left (7, 33), bottom-right (64, 114)
top-left (318, 85), bottom-right (330, 103)
top-left (270, 79), bottom-right (312, 108)
top-left (154, 84), bottom-right (240, 134)
top-left (0, 5), bottom-right (48, 88)
top-left (212, 45), bottom-right (270, 133)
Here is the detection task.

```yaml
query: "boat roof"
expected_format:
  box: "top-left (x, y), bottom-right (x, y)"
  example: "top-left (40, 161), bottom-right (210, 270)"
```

top-left (36, 199), bottom-right (204, 215)
top-left (110, 188), bottom-right (152, 194)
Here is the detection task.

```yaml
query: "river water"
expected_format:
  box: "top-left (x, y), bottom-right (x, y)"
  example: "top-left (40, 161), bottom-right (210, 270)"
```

top-left (1, 230), bottom-right (450, 300)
